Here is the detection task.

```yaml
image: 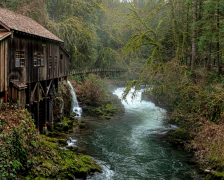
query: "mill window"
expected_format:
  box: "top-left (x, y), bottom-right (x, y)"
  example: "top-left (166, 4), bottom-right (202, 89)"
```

top-left (34, 52), bottom-right (37, 66)
top-left (34, 52), bottom-right (44, 67)
top-left (55, 56), bottom-right (57, 67)
top-left (20, 51), bottom-right (25, 67)
top-left (37, 53), bottom-right (41, 66)
top-left (41, 53), bottom-right (44, 66)
top-left (49, 55), bottom-right (52, 68)
top-left (15, 50), bottom-right (25, 67)
top-left (60, 54), bottom-right (63, 60)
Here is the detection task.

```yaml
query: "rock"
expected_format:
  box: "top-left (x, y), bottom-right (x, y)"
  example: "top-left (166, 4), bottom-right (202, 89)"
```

top-left (67, 146), bottom-right (79, 151)
top-left (58, 139), bottom-right (67, 145)
top-left (79, 123), bottom-right (86, 129)
top-left (204, 169), bottom-right (211, 173)
top-left (58, 147), bottom-right (68, 150)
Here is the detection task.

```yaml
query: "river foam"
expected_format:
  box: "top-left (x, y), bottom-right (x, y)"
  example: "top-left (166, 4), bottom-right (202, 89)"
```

top-left (81, 87), bottom-right (202, 180)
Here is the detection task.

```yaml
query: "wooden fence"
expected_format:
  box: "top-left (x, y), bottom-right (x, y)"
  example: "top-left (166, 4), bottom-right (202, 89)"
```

top-left (69, 68), bottom-right (127, 77)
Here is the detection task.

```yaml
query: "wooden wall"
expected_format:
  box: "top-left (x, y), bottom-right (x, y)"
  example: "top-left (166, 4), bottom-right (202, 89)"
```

top-left (8, 33), bottom-right (69, 84)
top-left (59, 47), bottom-right (69, 77)
top-left (0, 38), bottom-right (8, 93)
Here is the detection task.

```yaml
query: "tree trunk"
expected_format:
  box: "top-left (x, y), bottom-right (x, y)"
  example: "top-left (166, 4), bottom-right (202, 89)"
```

top-left (191, 0), bottom-right (197, 71)
top-left (186, 3), bottom-right (189, 66)
top-left (217, 1), bottom-right (220, 73)
top-left (207, 42), bottom-right (211, 70)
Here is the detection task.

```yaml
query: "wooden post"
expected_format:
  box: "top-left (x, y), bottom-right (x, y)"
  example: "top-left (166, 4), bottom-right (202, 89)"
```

top-left (37, 82), bottom-right (40, 133)
top-left (66, 76), bottom-right (68, 82)
top-left (4, 90), bottom-right (7, 103)
top-left (43, 80), bottom-right (48, 134)
top-left (55, 78), bottom-right (59, 93)
top-left (29, 83), bottom-right (32, 112)
top-left (50, 80), bottom-right (54, 130)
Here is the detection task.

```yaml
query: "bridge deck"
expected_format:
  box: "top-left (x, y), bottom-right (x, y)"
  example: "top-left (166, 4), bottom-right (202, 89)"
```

top-left (69, 68), bottom-right (127, 76)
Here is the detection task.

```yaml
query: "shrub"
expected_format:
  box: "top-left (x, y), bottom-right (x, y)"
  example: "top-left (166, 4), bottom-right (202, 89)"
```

top-left (0, 104), bottom-right (38, 179)
top-left (69, 74), bottom-right (110, 105)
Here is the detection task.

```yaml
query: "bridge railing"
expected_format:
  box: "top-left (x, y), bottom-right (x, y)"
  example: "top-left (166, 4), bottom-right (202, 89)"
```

top-left (69, 68), bottom-right (127, 75)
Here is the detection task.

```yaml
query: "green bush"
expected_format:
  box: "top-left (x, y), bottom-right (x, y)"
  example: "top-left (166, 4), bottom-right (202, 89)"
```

top-left (69, 74), bottom-right (110, 105)
top-left (0, 105), bottom-right (38, 179)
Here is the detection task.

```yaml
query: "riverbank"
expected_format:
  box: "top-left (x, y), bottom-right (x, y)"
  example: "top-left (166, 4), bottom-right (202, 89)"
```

top-left (0, 103), bottom-right (102, 180)
top-left (69, 75), bottom-right (125, 119)
top-left (69, 87), bottom-right (202, 179)
top-left (127, 65), bottom-right (224, 180)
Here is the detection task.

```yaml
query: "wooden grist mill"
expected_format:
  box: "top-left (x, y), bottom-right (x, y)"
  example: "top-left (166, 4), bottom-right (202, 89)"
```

top-left (0, 8), bottom-right (70, 133)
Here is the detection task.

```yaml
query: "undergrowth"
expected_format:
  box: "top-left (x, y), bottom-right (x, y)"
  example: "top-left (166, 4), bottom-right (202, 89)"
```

top-left (54, 81), bottom-right (72, 119)
top-left (69, 74), bottom-right (110, 105)
top-left (0, 103), bottom-right (38, 179)
top-left (69, 74), bottom-right (119, 118)
top-left (124, 61), bottom-right (224, 175)
top-left (25, 136), bottom-right (102, 179)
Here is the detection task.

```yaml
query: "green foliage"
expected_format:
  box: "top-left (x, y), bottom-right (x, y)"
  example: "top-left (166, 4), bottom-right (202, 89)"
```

top-left (54, 81), bottom-right (72, 119)
top-left (206, 72), bottom-right (223, 84)
top-left (54, 117), bottom-right (77, 134)
top-left (85, 103), bottom-right (117, 119)
top-left (70, 74), bottom-right (110, 105)
top-left (25, 137), bottom-right (102, 179)
top-left (0, 105), bottom-right (38, 179)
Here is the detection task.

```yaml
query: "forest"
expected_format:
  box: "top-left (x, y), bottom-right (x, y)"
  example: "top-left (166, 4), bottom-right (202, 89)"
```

top-left (3, 0), bottom-right (224, 71)
top-left (1, 0), bottom-right (224, 179)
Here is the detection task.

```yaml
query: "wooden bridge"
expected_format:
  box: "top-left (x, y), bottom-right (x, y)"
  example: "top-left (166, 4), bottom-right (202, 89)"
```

top-left (69, 68), bottom-right (127, 77)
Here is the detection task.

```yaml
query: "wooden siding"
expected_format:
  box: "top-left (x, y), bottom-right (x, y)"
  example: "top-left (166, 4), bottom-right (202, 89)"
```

top-left (0, 38), bottom-right (8, 93)
top-left (8, 33), bottom-right (69, 84)
top-left (59, 47), bottom-right (69, 77)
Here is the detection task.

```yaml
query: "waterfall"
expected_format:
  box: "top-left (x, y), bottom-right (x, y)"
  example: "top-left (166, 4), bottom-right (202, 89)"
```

top-left (68, 81), bottom-right (82, 117)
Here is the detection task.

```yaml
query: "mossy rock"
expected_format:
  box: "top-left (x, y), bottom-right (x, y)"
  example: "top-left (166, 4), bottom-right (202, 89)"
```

top-left (68, 129), bottom-right (74, 133)
top-left (58, 139), bottom-right (67, 146)
top-left (83, 103), bottom-right (117, 118)
top-left (79, 123), bottom-right (86, 129)
top-left (25, 138), bottom-right (102, 179)
top-left (54, 117), bottom-right (75, 133)
top-left (67, 146), bottom-right (79, 151)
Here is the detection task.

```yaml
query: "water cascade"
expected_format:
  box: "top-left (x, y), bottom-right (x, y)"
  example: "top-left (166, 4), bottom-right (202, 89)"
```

top-left (68, 81), bottom-right (82, 117)
top-left (75, 87), bottom-right (201, 180)
top-left (67, 137), bottom-right (77, 147)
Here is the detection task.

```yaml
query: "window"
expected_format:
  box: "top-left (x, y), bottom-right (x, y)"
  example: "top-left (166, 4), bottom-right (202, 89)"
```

top-left (34, 52), bottom-right (44, 67)
top-left (20, 51), bottom-right (25, 67)
top-left (55, 56), bottom-right (57, 67)
top-left (60, 54), bottom-right (63, 60)
top-left (34, 52), bottom-right (37, 66)
top-left (15, 51), bottom-right (25, 67)
top-left (49, 55), bottom-right (52, 68)
top-left (37, 53), bottom-right (41, 66)
top-left (41, 53), bottom-right (44, 66)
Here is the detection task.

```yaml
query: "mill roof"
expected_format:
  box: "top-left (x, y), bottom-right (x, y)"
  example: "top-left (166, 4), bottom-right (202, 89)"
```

top-left (0, 8), bottom-right (63, 42)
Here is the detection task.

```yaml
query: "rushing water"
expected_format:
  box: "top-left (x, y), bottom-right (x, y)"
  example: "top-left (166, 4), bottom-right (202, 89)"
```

top-left (68, 81), bottom-right (82, 117)
top-left (73, 88), bottom-right (201, 180)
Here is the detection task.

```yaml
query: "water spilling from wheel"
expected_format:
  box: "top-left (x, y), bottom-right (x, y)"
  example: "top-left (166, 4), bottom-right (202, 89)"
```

top-left (73, 87), bottom-right (202, 180)
top-left (68, 81), bottom-right (82, 118)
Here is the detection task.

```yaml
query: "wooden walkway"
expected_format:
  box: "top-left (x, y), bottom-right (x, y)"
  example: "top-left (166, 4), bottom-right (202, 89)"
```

top-left (69, 68), bottom-right (127, 77)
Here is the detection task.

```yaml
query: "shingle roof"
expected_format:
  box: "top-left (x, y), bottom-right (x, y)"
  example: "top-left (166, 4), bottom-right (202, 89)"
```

top-left (0, 8), bottom-right (63, 42)
top-left (11, 80), bottom-right (27, 90)
top-left (0, 31), bottom-right (11, 41)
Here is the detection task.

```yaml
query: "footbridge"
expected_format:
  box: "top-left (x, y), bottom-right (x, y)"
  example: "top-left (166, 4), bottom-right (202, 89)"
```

top-left (69, 68), bottom-right (127, 78)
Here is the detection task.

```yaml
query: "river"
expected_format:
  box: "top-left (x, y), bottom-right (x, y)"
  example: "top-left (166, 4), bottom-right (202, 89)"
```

top-left (72, 88), bottom-right (202, 180)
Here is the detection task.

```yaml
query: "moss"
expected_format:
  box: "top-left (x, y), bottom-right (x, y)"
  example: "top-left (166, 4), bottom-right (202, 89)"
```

top-left (214, 172), bottom-right (224, 177)
top-left (23, 137), bottom-right (102, 179)
top-left (0, 107), bottom-right (38, 179)
top-left (83, 103), bottom-right (117, 118)
top-left (166, 128), bottom-right (192, 146)
top-left (79, 123), bottom-right (86, 129)
top-left (54, 117), bottom-right (77, 134)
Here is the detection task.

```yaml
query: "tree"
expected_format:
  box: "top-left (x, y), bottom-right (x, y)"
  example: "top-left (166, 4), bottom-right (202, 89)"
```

top-left (191, 0), bottom-right (197, 71)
